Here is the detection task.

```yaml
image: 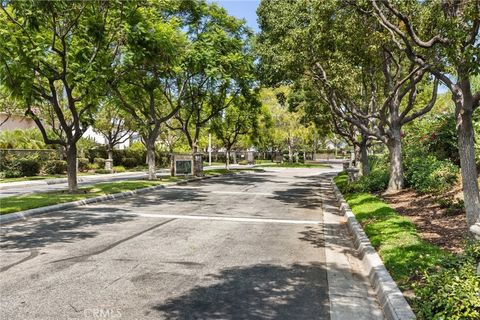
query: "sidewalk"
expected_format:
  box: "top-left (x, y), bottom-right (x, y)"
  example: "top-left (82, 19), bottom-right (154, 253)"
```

top-left (0, 171), bottom-right (150, 190)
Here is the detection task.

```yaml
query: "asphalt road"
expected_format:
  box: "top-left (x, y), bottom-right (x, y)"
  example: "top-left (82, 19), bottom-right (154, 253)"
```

top-left (0, 168), bottom-right (383, 320)
top-left (0, 165), bottom-right (246, 198)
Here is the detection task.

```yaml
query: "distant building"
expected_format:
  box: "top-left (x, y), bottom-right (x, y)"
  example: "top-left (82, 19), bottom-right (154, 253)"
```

top-left (1, 115), bottom-right (132, 150)
top-left (0, 113), bottom-right (36, 131)
top-left (83, 127), bottom-right (132, 150)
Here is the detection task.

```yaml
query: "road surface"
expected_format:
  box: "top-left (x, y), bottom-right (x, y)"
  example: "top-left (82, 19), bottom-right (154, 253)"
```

top-left (0, 168), bottom-right (384, 320)
top-left (0, 165), bottom-right (247, 198)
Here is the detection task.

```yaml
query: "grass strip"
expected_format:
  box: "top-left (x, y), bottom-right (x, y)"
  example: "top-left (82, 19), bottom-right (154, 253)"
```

top-left (255, 162), bottom-right (330, 168)
top-left (0, 178), bottom-right (184, 215)
top-left (333, 172), bottom-right (449, 290)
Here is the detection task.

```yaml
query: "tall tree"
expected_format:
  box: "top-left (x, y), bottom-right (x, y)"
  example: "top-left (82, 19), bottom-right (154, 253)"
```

top-left (211, 94), bottom-right (260, 169)
top-left (370, 0), bottom-right (480, 226)
top-left (167, 1), bottom-right (256, 176)
top-left (109, 4), bottom-right (188, 180)
top-left (256, 0), bottom-right (439, 190)
top-left (0, 0), bottom-right (129, 191)
top-left (93, 101), bottom-right (133, 163)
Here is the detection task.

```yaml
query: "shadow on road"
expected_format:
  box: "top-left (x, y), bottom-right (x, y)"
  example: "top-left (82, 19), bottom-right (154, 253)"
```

top-left (0, 211), bottom-right (136, 250)
top-left (152, 262), bottom-right (329, 320)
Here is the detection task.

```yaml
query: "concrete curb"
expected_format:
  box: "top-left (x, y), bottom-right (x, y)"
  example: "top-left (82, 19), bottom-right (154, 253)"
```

top-left (0, 174), bottom-right (220, 225)
top-left (330, 179), bottom-right (416, 320)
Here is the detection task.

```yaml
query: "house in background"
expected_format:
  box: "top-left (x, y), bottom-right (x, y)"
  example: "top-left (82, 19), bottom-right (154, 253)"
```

top-left (0, 113), bottom-right (36, 131)
top-left (1, 114), bottom-right (133, 150)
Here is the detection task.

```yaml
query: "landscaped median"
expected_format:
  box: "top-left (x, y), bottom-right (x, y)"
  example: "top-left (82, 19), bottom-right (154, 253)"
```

top-left (255, 162), bottom-right (330, 168)
top-left (0, 178), bottom-right (182, 215)
top-left (334, 172), bottom-right (480, 320)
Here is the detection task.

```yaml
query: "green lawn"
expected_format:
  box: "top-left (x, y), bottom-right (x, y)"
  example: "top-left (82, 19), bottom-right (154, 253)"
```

top-left (0, 175), bottom-right (66, 183)
top-left (257, 162), bottom-right (330, 168)
top-left (333, 173), bottom-right (448, 289)
top-left (0, 178), bottom-right (184, 215)
top-left (0, 171), bottom-right (133, 183)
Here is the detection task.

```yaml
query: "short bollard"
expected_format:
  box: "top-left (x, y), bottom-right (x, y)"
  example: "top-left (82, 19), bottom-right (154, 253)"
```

top-left (469, 223), bottom-right (480, 276)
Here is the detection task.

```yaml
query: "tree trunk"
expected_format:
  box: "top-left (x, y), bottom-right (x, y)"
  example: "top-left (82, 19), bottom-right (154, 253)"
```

top-left (226, 149), bottom-right (230, 170)
top-left (360, 139), bottom-right (370, 176)
top-left (387, 129), bottom-right (404, 191)
top-left (66, 143), bottom-right (78, 192)
top-left (107, 148), bottom-right (113, 161)
top-left (288, 144), bottom-right (293, 163)
top-left (146, 141), bottom-right (156, 180)
top-left (455, 103), bottom-right (480, 227)
top-left (232, 151), bottom-right (237, 164)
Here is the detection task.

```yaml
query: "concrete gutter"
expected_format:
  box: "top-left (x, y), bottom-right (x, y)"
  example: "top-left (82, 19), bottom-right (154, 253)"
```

top-left (331, 179), bottom-right (416, 320)
top-left (0, 175), bottom-right (219, 225)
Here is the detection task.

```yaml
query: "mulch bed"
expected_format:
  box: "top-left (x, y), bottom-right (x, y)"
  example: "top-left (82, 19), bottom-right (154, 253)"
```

top-left (381, 188), bottom-right (468, 253)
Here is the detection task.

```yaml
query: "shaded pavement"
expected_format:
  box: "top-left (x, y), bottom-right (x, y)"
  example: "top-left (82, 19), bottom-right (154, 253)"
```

top-left (0, 167), bottom-right (383, 319)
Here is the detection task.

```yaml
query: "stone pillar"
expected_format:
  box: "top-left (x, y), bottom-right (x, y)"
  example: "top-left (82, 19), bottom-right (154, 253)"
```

top-left (105, 159), bottom-right (113, 172)
top-left (247, 151), bottom-right (254, 165)
top-left (193, 153), bottom-right (203, 177)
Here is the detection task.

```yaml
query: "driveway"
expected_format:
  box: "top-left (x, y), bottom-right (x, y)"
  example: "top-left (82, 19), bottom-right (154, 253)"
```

top-left (0, 168), bottom-right (384, 320)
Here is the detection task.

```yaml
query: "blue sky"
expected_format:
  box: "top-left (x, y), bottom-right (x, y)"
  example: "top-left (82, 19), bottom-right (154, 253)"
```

top-left (210, 0), bottom-right (261, 32)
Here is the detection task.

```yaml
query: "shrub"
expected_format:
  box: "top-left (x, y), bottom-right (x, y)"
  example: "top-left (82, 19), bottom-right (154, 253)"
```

top-left (0, 155), bottom-right (41, 177)
top-left (2, 169), bottom-right (21, 178)
top-left (95, 169), bottom-right (111, 174)
top-left (238, 160), bottom-right (248, 165)
top-left (17, 158), bottom-right (41, 176)
top-left (113, 165), bottom-right (126, 173)
top-left (86, 163), bottom-right (98, 171)
top-left (345, 168), bottom-right (389, 194)
top-left (368, 154), bottom-right (388, 172)
top-left (121, 157), bottom-right (138, 168)
top-left (44, 160), bottom-right (67, 174)
top-left (437, 198), bottom-right (465, 216)
top-left (414, 241), bottom-right (480, 320)
top-left (94, 157), bottom-right (106, 168)
top-left (77, 158), bottom-right (90, 172)
top-left (404, 154), bottom-right (458, 194)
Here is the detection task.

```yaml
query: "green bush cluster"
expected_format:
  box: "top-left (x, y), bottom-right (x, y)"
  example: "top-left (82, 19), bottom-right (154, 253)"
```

top-left (44, 160), bottom-right (67, 174)
top-left (0, 155), bottom-right (41, 177)
top-left (437, 198), bottom-right (465, 216)
top-left (352, 168), bottom-right (389, 193)
top-left (113, 165), bottom-right (126, 173)
top-left (77, 158), bottom-right (90, 172)
top-left (414, 241), bottom-right (480, 320)
top-left (94, 157), bottom-right (106, 167)
top-left (404, 154), bottom-right (458, 194)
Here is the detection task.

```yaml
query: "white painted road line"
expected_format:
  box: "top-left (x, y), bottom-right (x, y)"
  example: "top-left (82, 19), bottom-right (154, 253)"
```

top-left (136, 213), bottom-right (322, 224)
top-left (81, 211), bottom-right (322, 224)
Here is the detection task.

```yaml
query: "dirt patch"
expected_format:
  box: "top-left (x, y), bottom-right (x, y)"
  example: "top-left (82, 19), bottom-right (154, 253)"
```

top-left (381, 188), bottom-right (468, 253)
